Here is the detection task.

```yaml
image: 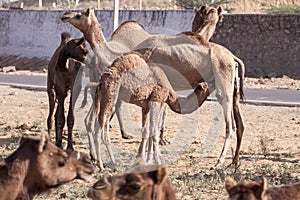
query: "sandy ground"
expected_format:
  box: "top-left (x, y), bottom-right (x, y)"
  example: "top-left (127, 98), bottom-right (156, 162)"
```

top-left (0, 75), bottom-right (299, 199)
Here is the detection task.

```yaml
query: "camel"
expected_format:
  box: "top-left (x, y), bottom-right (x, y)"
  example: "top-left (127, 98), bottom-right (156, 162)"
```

top-left (191, 6), bottom-right (223, 40)
top-left (0, 133), bottom-right (94, 200)
top-left (87, 165), bottom-right (176, 200)
top-left (93, 52), bottom-right (210, 169)
top-left (225, 176), bottom-right (300, 200)
top-left (47, 33), bottom-right (89, 149)
top-left (61, 8), bottom-right (151, 141)
top-left (61, 6), bottom-right (222, 148)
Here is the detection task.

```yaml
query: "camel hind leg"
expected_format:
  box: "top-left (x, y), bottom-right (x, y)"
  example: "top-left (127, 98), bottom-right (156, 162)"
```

top-left (47, 88), bottom-right (56, 137)
top-left (213, 65), bottom-right (235, 167)
top-left (232, 75), bottom-right (245, 165)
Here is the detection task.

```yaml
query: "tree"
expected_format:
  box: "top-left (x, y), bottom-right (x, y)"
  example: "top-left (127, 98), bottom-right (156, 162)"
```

top-left (175, 0), bottom-right (235, 10)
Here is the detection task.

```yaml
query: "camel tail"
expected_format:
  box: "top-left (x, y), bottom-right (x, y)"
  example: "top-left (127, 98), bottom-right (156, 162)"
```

top-left (233, 56), bottom-right (245, 101)
top-left (80, 82), bottom-right (99, 108)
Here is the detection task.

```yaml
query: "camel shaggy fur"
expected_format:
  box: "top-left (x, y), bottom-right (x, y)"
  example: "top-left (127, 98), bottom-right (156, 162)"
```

top-left (87, 165), bottom-right (176, 200)
top-left (0, 133), bottom-right (94, 200)
top-left (93, 52), bottom-right (210, 169)
top-left (225, 176), bottom-right (300, 200)
top-left (47, 33), bottom-right (89, 149)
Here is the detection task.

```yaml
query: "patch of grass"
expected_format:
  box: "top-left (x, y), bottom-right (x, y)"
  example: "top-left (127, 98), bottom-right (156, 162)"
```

top-left (264, 5), bottom-right (300, 14)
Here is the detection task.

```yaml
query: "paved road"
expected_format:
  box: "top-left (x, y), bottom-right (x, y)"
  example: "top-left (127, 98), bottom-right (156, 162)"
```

top-left (0, 73), bottom-right (299, 107)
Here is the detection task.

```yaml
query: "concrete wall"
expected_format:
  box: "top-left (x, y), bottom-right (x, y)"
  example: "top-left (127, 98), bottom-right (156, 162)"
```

top-left (0, 10), bottom-right (299, 78)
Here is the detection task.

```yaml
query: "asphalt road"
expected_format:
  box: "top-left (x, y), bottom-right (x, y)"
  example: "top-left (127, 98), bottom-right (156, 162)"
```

top-left (0, 73), bottom-right (299, 107)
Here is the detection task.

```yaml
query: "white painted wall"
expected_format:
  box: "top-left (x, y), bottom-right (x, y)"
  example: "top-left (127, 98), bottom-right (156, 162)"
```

top-left (0, 10), bottom-right (194, 59)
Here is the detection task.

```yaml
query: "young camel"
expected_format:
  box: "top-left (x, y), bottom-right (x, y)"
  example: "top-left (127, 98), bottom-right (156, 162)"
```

top-left (93, 52), bottom-right (210, 169)
top-left (225, 176), bottom-right (300, 200)
top-left (87, 165), bottom-right (176, 200)
top-left (0, 133), bottom-right (95, 200)
top-left (47, 34), bottom-right (89, 149)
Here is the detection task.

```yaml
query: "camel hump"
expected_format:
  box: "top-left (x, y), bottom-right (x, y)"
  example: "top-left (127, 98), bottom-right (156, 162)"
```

top-left (113, 21), bottom-right (145, 36)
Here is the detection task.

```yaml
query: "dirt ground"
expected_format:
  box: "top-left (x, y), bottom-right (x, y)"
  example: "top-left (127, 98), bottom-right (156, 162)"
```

top-left (0, 74), bottom-right (299, 199)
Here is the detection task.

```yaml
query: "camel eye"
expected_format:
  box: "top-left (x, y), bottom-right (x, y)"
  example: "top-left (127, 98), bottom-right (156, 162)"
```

top-left (75, 14), bottom-right (81, 19)
top-left (129, 184), bottom-right (141, 191)
top-left (93, 183), bottom-right (107, 190)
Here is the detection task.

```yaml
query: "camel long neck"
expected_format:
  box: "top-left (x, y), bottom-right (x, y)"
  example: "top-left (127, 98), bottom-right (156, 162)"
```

top-left (85, 15), bottom-right (106, 50)
top-left (195, 21), bottom-right (217, 41)
top-left (57, 50), bottom-right (70, 71)
top-left (167, 85), bottom-right (209, 114)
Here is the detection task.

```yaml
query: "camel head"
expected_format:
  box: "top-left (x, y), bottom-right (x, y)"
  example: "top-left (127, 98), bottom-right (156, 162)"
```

top-left (192, 5), bottom-right (223, 32)
top-left (61, 37), bottom-right (89, 63)
top-left (61, 8), bottom-right (97, 33)
top-left (225, 176), bottom-right (269, 200)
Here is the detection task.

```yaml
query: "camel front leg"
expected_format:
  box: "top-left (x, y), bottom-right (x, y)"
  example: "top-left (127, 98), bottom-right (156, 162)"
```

top-left (47, 88), bottom-right (56, 138)
top-left (55, 94), bottom-right (66, 148)
top-left (84, 103), bottom-right (97, 161)
top-left (93, 120), bottom-right (104, 170)
top-left (101, 114), bottom-right (116, 168)
top-left (137, 107), bottom-right (150, 162)
top-left (158, 105), bottom-right (170, 145)
top-left (148, 102), bottom-right (162, 164)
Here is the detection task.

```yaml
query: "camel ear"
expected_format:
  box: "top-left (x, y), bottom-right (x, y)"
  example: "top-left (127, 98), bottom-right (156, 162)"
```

top-left (149, 167), bottom-right (167, 185)
top-left (217, 7), bottom-right (223, 15)
top-left (194, 7), bottom-right (199, 13)
top-left (38, 133), bottom-right (49, 153)
top-left (200, 5), bottom-right (207, 13)
top-left (253, 177), bottom-right (267, 198)
top-left (78, 37), bottom-right (85, 45)
top-left (85, 7), bottom-right (94, 16)
top-left (225, 176), bottom-right (237, 191)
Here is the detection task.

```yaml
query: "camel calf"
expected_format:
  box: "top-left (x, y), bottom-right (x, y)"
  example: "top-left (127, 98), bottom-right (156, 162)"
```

top-left (88, 165), bottom-right (176, 200)
top-left (0, 133), bottom-right (95, 200)
top-left (225, 176), bottom-right (300, 200)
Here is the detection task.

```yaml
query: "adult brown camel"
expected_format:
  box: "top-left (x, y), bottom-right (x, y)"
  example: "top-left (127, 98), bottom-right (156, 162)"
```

top-left (47, 33), bottom-right (89, 149)
top-left (0, 133), bottom-right (94, 200)
top-left (225, 176), bottom-right (300, 200)
top-left (87, 165), bottom-right (176, 200)
top-left (61, 8), bottom-right (151, 140)
top-left (61, 6), bottom-right (223, 148)
top-left (93, 52), bottom-right (210, 169)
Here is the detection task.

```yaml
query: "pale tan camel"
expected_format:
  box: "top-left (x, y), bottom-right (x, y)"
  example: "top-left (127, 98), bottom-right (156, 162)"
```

top-left (61, 8), bottom-right (151, 140)
top-left (225, 176), bottom-right (300, 200)
top-left (192, 6), bottom-right (223, 40)
top-left (88, 165), bottom-right (176, 200)
top-left (47, 33), bottom-right (89, 149)
top-left (93, 52), bottom-right (210, 169)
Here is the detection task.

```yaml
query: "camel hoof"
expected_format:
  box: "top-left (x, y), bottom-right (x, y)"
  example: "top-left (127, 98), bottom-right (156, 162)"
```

top-left (159, 137), bottom-right (170, 146)
top-left (121, 132), bottom-right (133, 139)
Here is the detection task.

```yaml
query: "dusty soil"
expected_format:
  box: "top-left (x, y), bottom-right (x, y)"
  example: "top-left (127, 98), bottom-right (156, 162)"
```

top-left (0, 75), bottom-right (299, 199)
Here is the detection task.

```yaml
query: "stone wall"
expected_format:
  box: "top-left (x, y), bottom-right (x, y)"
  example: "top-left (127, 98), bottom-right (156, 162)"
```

top-left (0, 10), bottom-right (299, 78)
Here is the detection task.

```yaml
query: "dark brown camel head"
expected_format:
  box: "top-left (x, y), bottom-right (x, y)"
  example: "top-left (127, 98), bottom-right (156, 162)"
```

top-left (61, 8), bottom-right (98, 33)
top-left (62, 37), bottom-right (89, 63)
top-left (1, 133), bottom-right (95, 199)
top-left (192, 5), bottom-right (223, 32)
top-left (225, 177), bottom-right (270, 200)
top-left (87, 166), bottom-right (176, 200)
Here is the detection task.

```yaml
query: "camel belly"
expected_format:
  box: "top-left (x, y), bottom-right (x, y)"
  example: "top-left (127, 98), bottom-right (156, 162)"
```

top-left (147, 44), bottom-right (214, 90)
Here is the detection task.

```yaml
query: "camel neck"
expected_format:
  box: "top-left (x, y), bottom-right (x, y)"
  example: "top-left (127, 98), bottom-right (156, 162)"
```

top-left (196, 21), bottom-right (217, 41)
top-left (57, 50), bottom-right (69, 71)
top-left (84, 16), bottom-right (106, 50)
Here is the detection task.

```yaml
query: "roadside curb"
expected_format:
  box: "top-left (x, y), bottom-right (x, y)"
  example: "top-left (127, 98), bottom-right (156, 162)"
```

top-left (2, 83), bottom-right (300, 108)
